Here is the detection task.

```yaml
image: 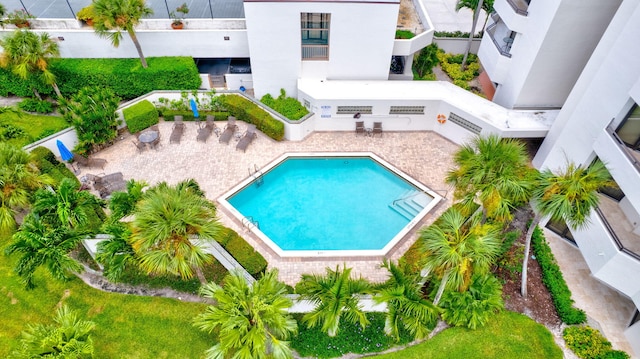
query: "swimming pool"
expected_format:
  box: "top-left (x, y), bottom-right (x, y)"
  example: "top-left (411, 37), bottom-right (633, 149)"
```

top-left (220, 153), bottom-right (442, 257)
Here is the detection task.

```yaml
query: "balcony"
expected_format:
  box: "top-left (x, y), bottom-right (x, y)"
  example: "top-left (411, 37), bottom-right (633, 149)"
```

top-left (596, 195), bottom-right (640, 261)
top-left (506, 0), bottom-right (530, 16)
top-left (493, 0), bottom-right (529, 32)
top-left (485, 20), bottom-right (514, 58)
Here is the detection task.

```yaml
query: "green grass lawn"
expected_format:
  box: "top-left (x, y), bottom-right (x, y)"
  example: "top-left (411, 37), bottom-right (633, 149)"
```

top-left (373, 311), bottom-right (563, 359)
top-left (0, 110), bottom-right (70, 148)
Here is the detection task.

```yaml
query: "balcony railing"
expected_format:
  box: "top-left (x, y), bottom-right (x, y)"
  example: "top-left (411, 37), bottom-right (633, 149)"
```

top-left (506, 0), bottom-right (530, 16)
top-left (486, 23), bottom-right (513, 58)
top-left (302, 45), bottom-right (329, 60)
top-left (606, 125), bottom-right (640, 172)
top-left (595, 207), bottom-right (640, 261)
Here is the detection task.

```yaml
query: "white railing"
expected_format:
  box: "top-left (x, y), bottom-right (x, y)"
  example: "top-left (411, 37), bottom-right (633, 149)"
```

top-left (302, 45), bottom-right (329, 60)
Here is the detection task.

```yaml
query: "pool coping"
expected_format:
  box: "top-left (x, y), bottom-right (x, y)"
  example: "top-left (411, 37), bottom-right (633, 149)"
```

top-left (218, 151), bottom-right (443, 258)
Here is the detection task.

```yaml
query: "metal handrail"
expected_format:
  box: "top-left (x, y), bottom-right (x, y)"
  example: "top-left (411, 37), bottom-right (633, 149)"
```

top-left (505, 0), bottom-right (529, 16)
top-left (594, 207), bottom-right (640, 261)
top-left (392, 190), bottom-right (430, 206)
top-left (242, 216), bottom-right (260, 230)
top-left (486, 23), bottom-right (513, 58)
top-left (606, 125), bottom-right (640, 172)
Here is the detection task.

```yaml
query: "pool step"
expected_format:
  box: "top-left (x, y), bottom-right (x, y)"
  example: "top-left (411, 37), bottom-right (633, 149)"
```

top-left (389, 190), bottom-right (431, 221)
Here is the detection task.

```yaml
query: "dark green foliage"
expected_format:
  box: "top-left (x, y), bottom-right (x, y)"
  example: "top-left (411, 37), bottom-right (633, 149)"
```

top-left (437, 50), bottom-right (481, 90)
top-left (18, 98), bottom-right (54, 114)
top-left (219, 94), bottom-right (285, 141)
top-left (160, 110), bottom-right (229, 122)
top-left (532, 226), bottom-right (587, 324)
top-left (53, 57), bottom-right (201, 100)
top-left (563, 326), bottom-right (629, 359)
top-left (224, 230), bottom-right (268, 276)
top-left (59, 86), bottom-right (120, 155)
top-left (439, 274), bottom-right (504, 329)
top-left (498, 230), bottom-right (520, 257)
top-left (30, 146), bottom-right (79, 186)
top-left (413, 43), bottom-right (440, 78)
top-left (290, 312), bottom-right (412, 358)
top-left (260, 89), bottom-right (309, 121)
top-left (434, 30), bottom-right (484, 38)
top-left (0, 123), bottom-right (26, 141)
top-left (395, 30), bottom-right (415, 39)
top-left (123, 100), bottom-right (159, 133)
top-left (0, 68), bottom-right (52, 97)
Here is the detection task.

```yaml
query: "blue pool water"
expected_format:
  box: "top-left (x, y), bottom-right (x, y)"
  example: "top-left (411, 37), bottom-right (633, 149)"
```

top-left (227, 157), bottom-right (426, 251)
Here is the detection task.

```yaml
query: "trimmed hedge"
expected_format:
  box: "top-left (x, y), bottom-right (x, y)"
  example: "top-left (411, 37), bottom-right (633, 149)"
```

top-left (563, 326), bottom-right (630, 359)
top-left (0, 57), bottom-right (201, 100)
top-left (531, 226), bottom-right (587, 324)
top-left (123, 100), bottom-right (159, 133)
top-left (216, 227), bottom-right (267, 277)
top-left (160, 110), bottom-right (229, 122)
top-left (260, 89), bottom-right (309, 121)
top-left (219, 94), bottom-right (285, 141)
top-left (30, 146), bottom-right (79, 186)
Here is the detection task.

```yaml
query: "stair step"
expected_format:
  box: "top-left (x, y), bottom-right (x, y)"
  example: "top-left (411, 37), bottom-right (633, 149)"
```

top-left (410, 193), bottom-right (433, 208)
top-left (389, 204), bottom-right (415, 221)
top-left (397, 200), bottom-right (421, 216)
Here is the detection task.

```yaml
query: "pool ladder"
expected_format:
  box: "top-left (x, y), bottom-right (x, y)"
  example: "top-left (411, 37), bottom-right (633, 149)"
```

top-left (249, 164), bottom-right (264, 187)
top-left (242, 216), bottom-right (260, 230)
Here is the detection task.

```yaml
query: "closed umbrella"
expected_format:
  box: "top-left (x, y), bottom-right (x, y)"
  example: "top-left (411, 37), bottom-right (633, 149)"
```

top-left (56, 140), bottom-right (74, 162)
top-left (190, 99), bottom-right (199, 119)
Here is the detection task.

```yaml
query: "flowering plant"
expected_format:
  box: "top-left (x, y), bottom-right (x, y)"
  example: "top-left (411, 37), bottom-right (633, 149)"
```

top-left (6, 9), bottom-right (35, 27)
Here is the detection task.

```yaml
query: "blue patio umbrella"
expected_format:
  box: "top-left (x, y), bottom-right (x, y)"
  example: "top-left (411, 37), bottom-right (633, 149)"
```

top-left (190, 98), bottom-right (199, 118)
top-left (56, 140), bottom-right (74, 162)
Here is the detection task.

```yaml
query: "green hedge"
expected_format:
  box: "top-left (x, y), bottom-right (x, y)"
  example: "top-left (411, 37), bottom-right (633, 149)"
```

top-left (531, 226), bottom-right (587, 325)
top-left (123, 100), bottom-right (159, 133)
top-left (0, 57), bottom-right (201, 100)
top-left (563, 326), bottom-right (629, 359)
top-left (220, 94), bottom-right (285, 141)
top-left (260, 89), bottom-right (309, 121)
top-left (160, 110), bottom-right (229, 122)
top-left (30, 146), bottom-right (79, 186)
top-left (216, 227), bottom-right (267, 277)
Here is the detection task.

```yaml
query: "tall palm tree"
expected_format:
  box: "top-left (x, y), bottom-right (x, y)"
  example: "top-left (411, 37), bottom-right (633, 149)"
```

top-left (0, 143), bottom-right (51, 235)
top-left (10, 305), bottom-right (95, 358)
top-left (32, 177), bottom-right (103, 230)
top-left (373, 259), bottom-right (440, 341)
top-left (96, 221), bottom-right (136, 281)
top-left (419, 209), bottom-right (501, 305)
top-left (5, 214), bottom-right (84, 289)
top-left (193, 269), bottom-right (297, 359)
top-left (456, 0), bottom-right (494, 69)
top-left (0, 29), bottom-right (63, 98)
top-left (446, 134), bottom-right (533, 223)
top-left (92, 0), bottom-right (153, 68)
top-left (521, 160), bottom-right (613, 297)
top-left (297, 265), bottom-right (371, 337)
top-left (130, 180), bottom-right (222, 284)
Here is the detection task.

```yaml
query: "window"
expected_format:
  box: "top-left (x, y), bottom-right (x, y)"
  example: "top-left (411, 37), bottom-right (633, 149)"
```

top-left (546, 219), bottom-right (576, 245)
top-left (301, 13), bottom-right (330, 60)
top-left (336, 106), bottom-right (372, 115)
top-left (389, 106), bottom-right (424, 114)
top-left (616, 104), bottom-right (640, 150)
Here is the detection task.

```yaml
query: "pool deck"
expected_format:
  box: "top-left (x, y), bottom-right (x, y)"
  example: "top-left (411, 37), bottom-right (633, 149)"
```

top-left (79, 120), bottom-right (457, 284)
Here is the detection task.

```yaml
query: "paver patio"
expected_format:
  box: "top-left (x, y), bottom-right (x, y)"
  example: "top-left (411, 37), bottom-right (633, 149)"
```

top-left (78, 120), bottom-right (458, 285)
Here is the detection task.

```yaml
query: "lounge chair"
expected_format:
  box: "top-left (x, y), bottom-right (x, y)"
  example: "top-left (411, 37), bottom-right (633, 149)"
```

top-left (197, 126), bottom-right (212, 142)
top-left (355, 121), bottom-right (365, 136)
top-left (219, 119), bottom-right (238, 145)
top-left (236, 124), bottom-right (258, 152)
top-left (95, 180), bottom-right (127, 199)
top-left (149, 136), bottom-right (161, 150)
top-left (92, 172), bottom-right (124, 186)
top-left (373, 122), bottom-right (383, 137)
top-left (72, 153), bottom-right (107, 169)
top-left (174, 115), bottom-right (183, 125)
top-left (170, 122), bottom-right (185, 144)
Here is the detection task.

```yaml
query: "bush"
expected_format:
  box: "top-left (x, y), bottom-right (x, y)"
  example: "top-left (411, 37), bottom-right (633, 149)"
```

top-left (440, 274), bottom-right (504, 330)
top-left (30, 146), bottom-right (79, 186)
top-left (0, 123), bottom-right (26, 141)
top-left (434, 30), bottom-right (483, 38)
top-left (18, 99), bottom-right (54, 114)
top-left (563, 326), bottom-right (629, 359)
top-left (219, 94), bottom-right (285, 141)
top-left (395, 30), bottom-right (415, 39)
top-left (160, 110), bottom-right (229, 122)
top-left (413, 43), bottom-right (440, 79)
top-left (0, 68), bottom-right (52, 97)
top-left (260, 89), bottom-right (309, 121)
top-left (216, 227), bottom-right (267, 277)
top-left (437, 50), bottom-right (481, 90)
top-left (123, 100), bottom-right (159, 133)
top-left (532, 226), bottom-right (587, 324)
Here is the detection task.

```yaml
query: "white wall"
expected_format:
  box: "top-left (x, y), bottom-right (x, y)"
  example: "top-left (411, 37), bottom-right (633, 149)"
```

top-left (244, 1), bottom-right (399, 99)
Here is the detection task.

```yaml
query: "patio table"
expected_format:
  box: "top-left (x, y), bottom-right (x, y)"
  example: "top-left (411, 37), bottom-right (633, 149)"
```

top-left (138, 130), bottom-right (159, 144)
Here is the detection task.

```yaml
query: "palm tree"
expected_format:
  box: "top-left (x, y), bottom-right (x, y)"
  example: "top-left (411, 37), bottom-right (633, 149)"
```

top-left (297, 265), bottom-right (371, 337)
top-left (419, 209), bottom-right (501, 305)
top-left (521, 160), bottom-right (613, 297)
top-left (193, 269), bottom-right (297, 359)
top-left (92, 0), bottom-right (153, 68)
top-left (5, 214), bottom-right (84, 289)
top-left (32, 177), bottom-right (104, 230)
top-left (455, 0), bottom-right (494, 69)
top-left (10, 305), bottom-right (95, 358)
top-left (0, 29), bottom-right (63, 98)
top-left (130, 180), bottom-right (222, 284)
top-left (0, 143), bottom-right (51, 235)
top-left (446, 134), bottom-right (533, 223)
top-left (373, 259), bottom-right (440, 341)
top-left (96, 222), bottom-right (137, 281)
top-left (440, 273), bottom-right (503, 329)
top-left (107, 179), bottom-right (147, 222)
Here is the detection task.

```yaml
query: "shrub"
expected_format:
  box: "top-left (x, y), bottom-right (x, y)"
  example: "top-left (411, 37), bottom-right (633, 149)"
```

top-left (0, 123), bottom-right (26, 141)
top-left (260, 89), bottom-right (309, 121)
top-left (160, 110), bottom-right (229, 122)
top-left (30, 146), bottom-right (79, 186)
top-left (440, 274), bottom-right (504, 330)
top-left (436, 50), bottom-right (481, 90)
top-left (395, 30), bottom-right (415, 39)
top-left (219, 94), bottom-right (285, 141)
top-left (0, 68), bottom-right (52, 97)
top-left (413, 43), bottom-right (440, 79)
top-left (18, 98), bottom-right (54, 114)
top-left (216, 227), bottom-right (267, 277)
top-left (123, 100), bottom-right (159, 133)
top-left (563, 326), bottom-right (629, 359)
top-left (532, 226), bottom-right (587, 324)
top-left (434, 30), bottom-right (483, 38)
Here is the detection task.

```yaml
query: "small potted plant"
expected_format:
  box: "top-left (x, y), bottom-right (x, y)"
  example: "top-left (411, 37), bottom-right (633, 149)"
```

top-left (6, 9), bottom-right (35, 28)
top-left (170, 3), bottom-right (189, 30)
top-left (76, 5), bottom-right (96, 27)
